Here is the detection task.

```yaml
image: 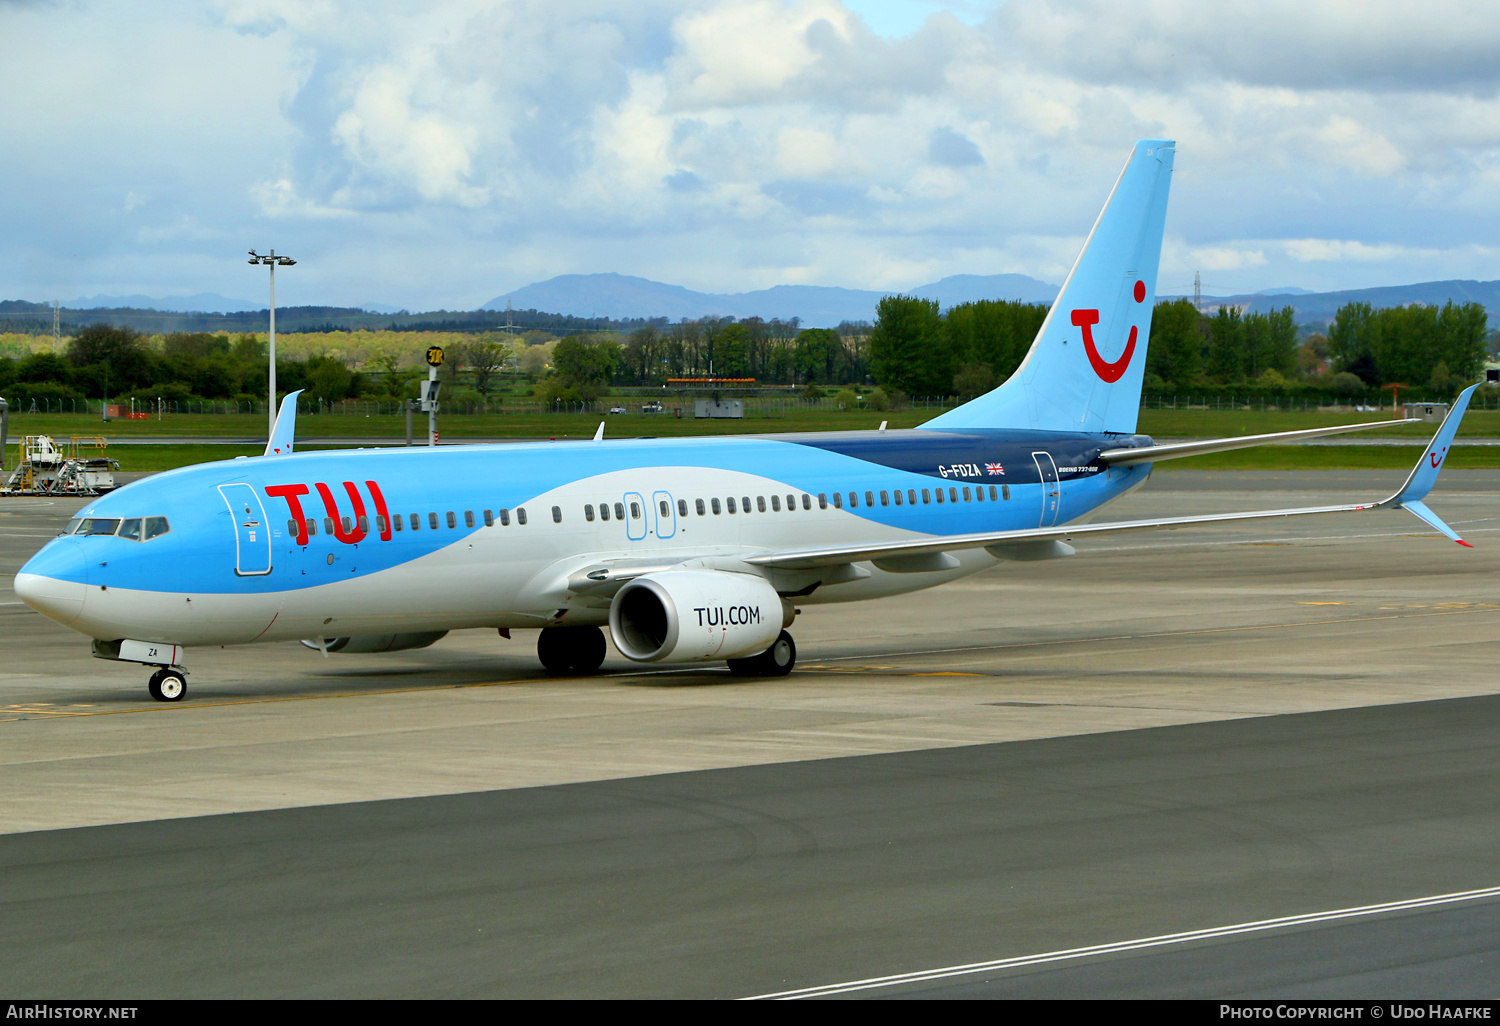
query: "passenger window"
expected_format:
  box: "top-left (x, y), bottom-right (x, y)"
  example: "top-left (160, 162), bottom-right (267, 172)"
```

top-left (600, 503), bottom-right (610, 521)
top-left (499, 509), bottom-right (511, 526)
top-left (394, 515), bottom-right (403, 532)
top-left (831, 493), bottom-right (842, 509)
top-left (613, 502), bottom-right (625, 520)
top-left (802, 494), bottom-right (811, 510)
top-left (935, 489), bottom-right (944, 504)
top-left (893, 490), bottom-right (903, 506)
top-left (976, 487), bottom-right (985, 503)
top-left (325, 517), bottom-right (335, 535)
top-left (286, 519), bottom-right (297, 536)
top-left (949, 488), bottom-right (958, 503)
top-left (144, 516), bottom-right (170, 540)
top-left (847, 492), bottom-right (857, 508)
top-left (818, 493), bottom-right (827, 509)
top-left (428, 513), bottom-right (439, 530)
top-left (742, 495), bottom-right (751, 513)
top-left (696, 498), bottom-right (706, 516)
top-left (771, 495), bottom-right (781, 512)
top-left (358, 515), bottom-right (369, 533)
top-left (757, 496), bottom-right (766, 513)
top-left (585, 504), bottom-right (595, 522)
top-left (630, 502), bottom-right (641, 519)
top-left (922, 489), bottom-right (931, 504)
top-left (988, 485), bottom-right (998, 501)
top-left (659, 500), bottom-right (669, 517)
top-left (409, 513), bottom-right (419, 531)
top-left (342, 517), bottom-right (353, 534)
top-left (879, 491), bottom-right (888, 507)
top-left (464, 511), bottom-right (475, 528)
top-left (1002, 485), bottom-right (1010, 500)
top-left (961, 487), bottom-right (970, 501)
top-left (552, 506), bottom-right (562, 523)
top-left (517, 507), bottom-right (528, 525)
top-left (374, 515), bottom-right (385, 534)
top-left (908, 489), bottom-right (917, 505)
top-left (446, 512), bottom-right (457, 529)
top-left (119, 518), bottom-right (143, 541)
top-left (727, 497), bottom-right (737, 514)
top-left (788, 494), bottom-right (797, 510)
top-left (865, 491), bottom-right (875, 507)
top-left (307, 518), bottom-right (318, 537)
top-left (711, 498), bottom-right (721, 515)
top-left (677, 499), bottom-right (687, 517)
top-left (483, 510), bottom-right (494, 527)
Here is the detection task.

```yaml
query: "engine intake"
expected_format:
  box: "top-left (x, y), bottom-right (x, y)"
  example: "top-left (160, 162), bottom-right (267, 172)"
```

top-left (609, 570), bottom-right (783, 662)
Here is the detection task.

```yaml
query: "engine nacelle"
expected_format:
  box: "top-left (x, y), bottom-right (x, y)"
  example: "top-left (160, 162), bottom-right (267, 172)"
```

top-left (609, 570), bottom-right (783, 663)
top-left (301, 631), bottom-right (449, 654)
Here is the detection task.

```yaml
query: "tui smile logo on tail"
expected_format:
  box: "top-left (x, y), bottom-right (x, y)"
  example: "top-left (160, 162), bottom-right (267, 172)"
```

top-left (1073, 279), bottom-right (1146, 383)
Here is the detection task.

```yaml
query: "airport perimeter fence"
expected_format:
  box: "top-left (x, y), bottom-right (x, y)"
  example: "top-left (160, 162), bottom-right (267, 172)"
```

top-left (8, 391), bottom-right (1497, 418)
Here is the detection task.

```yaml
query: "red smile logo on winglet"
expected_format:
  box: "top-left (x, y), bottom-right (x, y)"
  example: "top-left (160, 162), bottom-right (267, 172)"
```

top-left (1073, 279), bottom-right (1146, 383)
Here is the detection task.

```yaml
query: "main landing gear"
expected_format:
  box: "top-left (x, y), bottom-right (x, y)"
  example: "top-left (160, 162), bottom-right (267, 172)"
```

top-left (727, 630), bottom-right (797, 677)
top-left (537, 625), bottom-right (608, 675)
top-left (147, 667), bottom-right (188, 702)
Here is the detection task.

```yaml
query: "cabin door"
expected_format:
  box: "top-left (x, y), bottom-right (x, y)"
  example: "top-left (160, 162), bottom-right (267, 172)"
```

top-left (651, 490), bottom-right (676, 538)
top-left (1031, 452), bottom-right (1061, 528)
top-left (218, 483), bottom-right (273, 576)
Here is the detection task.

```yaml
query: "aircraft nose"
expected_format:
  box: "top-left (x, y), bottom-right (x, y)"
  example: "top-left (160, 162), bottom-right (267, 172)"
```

top-left (15, 538), bottom-right (89, 626)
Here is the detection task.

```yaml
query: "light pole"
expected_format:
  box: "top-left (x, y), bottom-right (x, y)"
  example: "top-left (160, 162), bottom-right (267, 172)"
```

top-left (248, 249), bottom-right (296, 440)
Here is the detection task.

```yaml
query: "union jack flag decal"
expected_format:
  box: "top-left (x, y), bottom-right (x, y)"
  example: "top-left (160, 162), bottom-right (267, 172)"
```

top-left (986, 462), bottom-right (1005, 476)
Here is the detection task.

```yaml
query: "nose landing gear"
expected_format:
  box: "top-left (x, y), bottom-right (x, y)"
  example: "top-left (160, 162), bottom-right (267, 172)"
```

top-left (147, 667), bottom-right (188, 702)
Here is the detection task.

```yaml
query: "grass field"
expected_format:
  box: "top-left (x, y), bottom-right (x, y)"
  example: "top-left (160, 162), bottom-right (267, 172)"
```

top-left (3, 406), bottom-right (1495, 472)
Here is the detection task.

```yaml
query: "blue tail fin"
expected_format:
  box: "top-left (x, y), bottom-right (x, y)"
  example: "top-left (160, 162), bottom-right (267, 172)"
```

top-left (920, 140), bottom-right (1175, 435)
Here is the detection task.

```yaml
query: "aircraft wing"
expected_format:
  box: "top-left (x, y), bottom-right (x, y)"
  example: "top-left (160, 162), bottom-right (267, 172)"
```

top-left (1098, 417), bottom-right (1422, 466)
top-left (745, 384), bottom-right (1480, 572)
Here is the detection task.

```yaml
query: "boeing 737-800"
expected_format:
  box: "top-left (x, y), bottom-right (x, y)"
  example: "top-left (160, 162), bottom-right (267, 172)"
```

top-left (14, 140), bottom-right (1478, 701)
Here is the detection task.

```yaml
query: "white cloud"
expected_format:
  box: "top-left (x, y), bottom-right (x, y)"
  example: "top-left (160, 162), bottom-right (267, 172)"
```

top-left (5, 0), bottom-right (1500, 307)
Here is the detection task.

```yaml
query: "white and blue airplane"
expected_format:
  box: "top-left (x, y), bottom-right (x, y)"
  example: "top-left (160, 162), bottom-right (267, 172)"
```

top-left (15, 140), bottom-right (1479, 701)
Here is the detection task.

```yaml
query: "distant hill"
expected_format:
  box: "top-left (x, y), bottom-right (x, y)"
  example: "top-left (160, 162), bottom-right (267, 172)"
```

top-left (70, 292), bottom-right (262, 314)
top-left (1179, 280), bottom-right (1500, 327)
top-left (481, 272), bottom-right (1059, 327)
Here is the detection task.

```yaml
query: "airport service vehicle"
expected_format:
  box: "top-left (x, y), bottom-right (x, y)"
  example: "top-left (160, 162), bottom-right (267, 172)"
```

top-left (15, 140), bottom-right (1478, 702)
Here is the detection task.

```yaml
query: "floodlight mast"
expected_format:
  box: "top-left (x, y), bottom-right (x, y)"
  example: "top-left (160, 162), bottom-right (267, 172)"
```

top-left (248, 249), bottom-right (296, 441)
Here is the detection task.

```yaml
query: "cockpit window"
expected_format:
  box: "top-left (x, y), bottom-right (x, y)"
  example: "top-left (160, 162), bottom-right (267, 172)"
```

top-left (118, 518), bottom-right (143, 541)
top-left (63, 518), bottom-right (82, 535)
top-left (85, 518), bottom-right (121, 536)
top-left (66, 516), bottom-right (169, 540)
top-left (144, 516), bottom-right (170, 540)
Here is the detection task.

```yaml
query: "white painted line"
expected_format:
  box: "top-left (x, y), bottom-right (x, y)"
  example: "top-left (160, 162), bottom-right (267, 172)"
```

top-left (745, 884), bottom-right (1500, 999)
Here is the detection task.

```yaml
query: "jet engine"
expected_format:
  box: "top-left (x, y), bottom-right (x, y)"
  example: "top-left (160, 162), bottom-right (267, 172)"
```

top-left (609, 570), bottom-right (783, 662)
top-left (300, 631), bottom-right (449, 654)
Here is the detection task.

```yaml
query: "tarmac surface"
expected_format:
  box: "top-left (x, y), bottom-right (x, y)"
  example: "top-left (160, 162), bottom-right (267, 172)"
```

top-left (1, 469), bottom-right (1499, 998)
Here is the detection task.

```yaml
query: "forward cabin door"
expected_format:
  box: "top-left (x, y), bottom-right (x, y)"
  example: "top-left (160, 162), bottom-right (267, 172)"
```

top-left (1031, 452), bottom-right (1061, 528)
top-left (218, 483), bottom-right (272, 576)
top-left (623, 491), bottom-right (648, 541)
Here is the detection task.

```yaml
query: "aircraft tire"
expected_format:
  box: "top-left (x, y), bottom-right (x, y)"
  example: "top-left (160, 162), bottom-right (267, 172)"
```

top-left (537, 625), bottom-right (607, 674)
top-left (726, 631), bottom-right (796, 678)
top-left (147, 669), bottom-right (187, 703)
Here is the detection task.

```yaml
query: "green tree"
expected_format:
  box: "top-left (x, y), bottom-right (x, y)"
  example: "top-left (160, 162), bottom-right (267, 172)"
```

top-left (944, 299), bottom-right (1046, 385)
top-left (550, 335), bottom-right (619, 402)
top-left (1145, 298), bottom-right (1203, 385)
top-left (1328, 302), bottom-right (1379, 384)
top-left (1206, 306), bottom-right (1245, 381)
top-left (793, 328), bottom-right (842, 383)
top-left (869, 295), bottom-right (949, 395)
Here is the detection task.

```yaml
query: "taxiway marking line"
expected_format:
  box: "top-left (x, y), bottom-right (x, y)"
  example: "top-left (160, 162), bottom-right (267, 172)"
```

top-left (745, 884), bottom-right (1500, 999)
top-left (0, 606), bottom-right (1494, 723)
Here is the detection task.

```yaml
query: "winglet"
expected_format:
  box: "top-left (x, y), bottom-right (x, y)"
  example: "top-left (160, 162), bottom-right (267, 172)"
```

top-left (594, 421), bottom-right (605, 442)
top-left (1376, 383), bottom-right (1478, 545)
top-left (264, 389), bottom-right (303, 457)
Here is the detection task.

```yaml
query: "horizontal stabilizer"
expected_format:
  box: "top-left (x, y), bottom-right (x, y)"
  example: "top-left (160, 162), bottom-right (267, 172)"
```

top-left (1099, 418), bottom-right (1422, 466)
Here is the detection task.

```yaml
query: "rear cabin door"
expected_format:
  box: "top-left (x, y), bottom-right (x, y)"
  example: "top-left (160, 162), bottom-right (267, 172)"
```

top-left (1031, 452), bottom-right (1061, 528)
top-left (218, 483), bottom-right (272, 576)
top-left (652, 490), bottom-right (676, 538)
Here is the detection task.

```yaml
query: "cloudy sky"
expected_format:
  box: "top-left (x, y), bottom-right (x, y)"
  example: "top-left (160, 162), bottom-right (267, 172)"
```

top-left (3, 0), bottom-right (1498, 310)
